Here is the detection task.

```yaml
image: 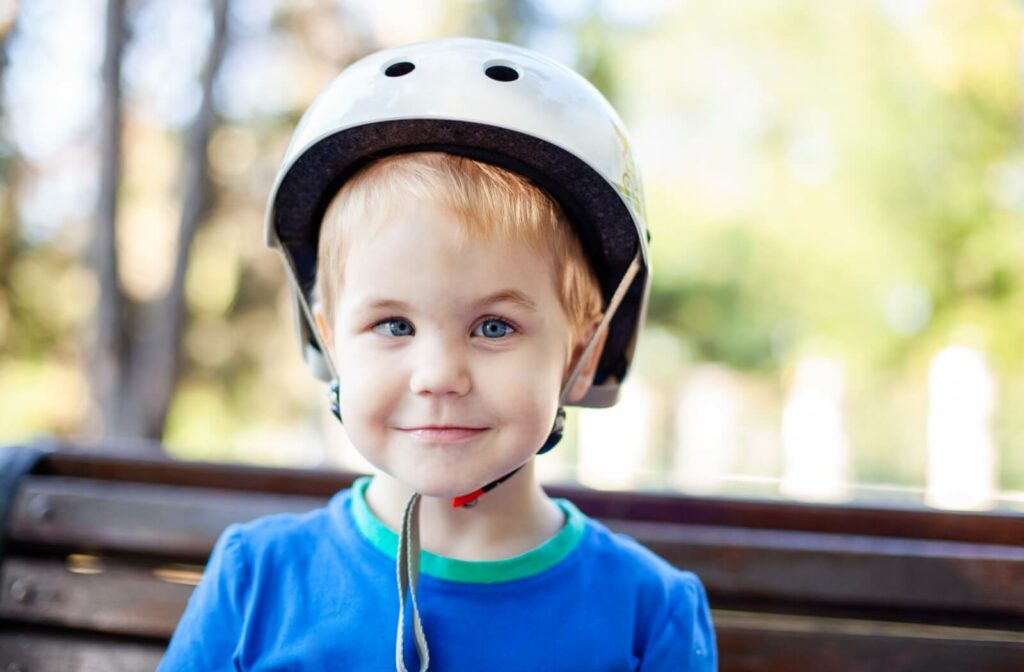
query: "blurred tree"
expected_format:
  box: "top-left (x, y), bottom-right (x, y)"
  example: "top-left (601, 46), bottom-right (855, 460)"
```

top-left (86, 0), bottom-right (232, 444)
top-left (118, 0), bottom-right (231, 440)
top-left (90, 0), bottom-right (128, 441)
top-left (0, 6), bottom-right (12, 363)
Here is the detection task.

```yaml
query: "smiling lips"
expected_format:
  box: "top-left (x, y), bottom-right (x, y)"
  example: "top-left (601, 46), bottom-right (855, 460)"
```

top-left (399, 426), bottom-right (488, 444)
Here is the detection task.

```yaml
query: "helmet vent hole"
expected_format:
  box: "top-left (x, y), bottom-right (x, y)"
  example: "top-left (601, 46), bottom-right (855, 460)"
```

top-left (384, 61), bottom-right (415, 77)
top-left (485, 64), bottom-right (519, 82)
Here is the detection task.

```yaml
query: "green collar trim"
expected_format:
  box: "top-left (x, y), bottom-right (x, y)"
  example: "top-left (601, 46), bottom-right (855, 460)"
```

top-left (349, 476), bottom-right (585, 584)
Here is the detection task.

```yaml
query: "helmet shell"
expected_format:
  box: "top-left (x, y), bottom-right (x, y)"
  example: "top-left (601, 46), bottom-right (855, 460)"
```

top-left (265, 37), bottom-right (650, 407)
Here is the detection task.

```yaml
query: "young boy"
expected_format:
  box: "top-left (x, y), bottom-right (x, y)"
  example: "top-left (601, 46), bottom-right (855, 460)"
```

top-left (160, 38), bottom-right (717, 670)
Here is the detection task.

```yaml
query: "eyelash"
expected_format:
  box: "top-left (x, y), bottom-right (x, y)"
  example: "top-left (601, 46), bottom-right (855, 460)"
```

top-left (370, 316), bottom-right (518, 339)
top-left (371, 317), bottom-right (414, 337)
top-left (472, 316), bottom-right (517, 339)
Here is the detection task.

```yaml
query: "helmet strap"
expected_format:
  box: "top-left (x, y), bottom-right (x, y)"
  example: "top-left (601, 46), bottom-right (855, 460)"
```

top-left (451, 406), bottom-right (566, 509)
top-left (275, 245), bottom-right (343, 379)
top-left (537, 407), bottom-right (566, 455)
top-left (558, 253), bottom-right (642, 405)
top-left (328, 380), bottom-right (343, 423)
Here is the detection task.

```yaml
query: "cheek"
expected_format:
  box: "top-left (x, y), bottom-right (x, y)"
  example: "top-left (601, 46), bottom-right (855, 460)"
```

top-left (333, 348), bottom-right (402, 424)
top-left (484, 349), bottom-right (564, 422)
top-left (523, 334), bottom-right (571, 394)
top-left (504, 367), bottom-right (561, 409)
top-left (333, 370), bottom-right (395, 468)
top-left (499, 389), bottom-right (561, 454)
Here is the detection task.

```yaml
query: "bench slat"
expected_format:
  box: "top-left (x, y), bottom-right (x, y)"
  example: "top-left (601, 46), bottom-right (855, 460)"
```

top-left (8, 476), bottom-right (1024, 618)
top-left (0, 630), bottom-right (164, 671)
top-left (608, 520), bottom-right (1024, 616)
top-left (2, 528), bottom-right (1021, 639)
top-left (0, 557), bottom-right (195, 637)
top-left (0, 612), bottom-right (1020, 672)
top-left (8, 476), bottom-right (325, 558)
top-left (4, 546), bottom-right (1022, 640)
top-left (38, 451), bottom-right (1024, 546)
top-left (715, 610), bottom-right (1024, 672)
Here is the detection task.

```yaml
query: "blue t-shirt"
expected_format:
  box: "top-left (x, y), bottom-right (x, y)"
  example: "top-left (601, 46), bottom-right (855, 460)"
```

top-left (160, 477), bottom-right (717, 670)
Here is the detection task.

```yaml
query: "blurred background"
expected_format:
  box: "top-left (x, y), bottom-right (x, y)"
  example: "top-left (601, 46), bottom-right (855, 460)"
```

top-left (0, 0), bottom-right (1021, 512)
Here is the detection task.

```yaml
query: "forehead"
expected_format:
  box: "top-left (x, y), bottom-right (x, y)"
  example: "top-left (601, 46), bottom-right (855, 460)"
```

top-left (323, 152), bottom-right (567, 275)
top-left (337, 200), bottom-right (561, 312)
top-left (336, 188), bottom-right (548, 258)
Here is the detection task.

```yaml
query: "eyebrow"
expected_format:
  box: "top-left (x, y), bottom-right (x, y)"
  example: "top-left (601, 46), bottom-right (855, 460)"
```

top-left (358, 290), bottom-right (538, 313)
top-left (359, 298), bottom-right (409, 312)
top-left (472, 289), bottom-right (538, 312)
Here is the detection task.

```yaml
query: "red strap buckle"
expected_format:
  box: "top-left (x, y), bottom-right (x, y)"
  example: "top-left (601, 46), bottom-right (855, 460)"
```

top-left (451, 489), bottom-right (484, 508)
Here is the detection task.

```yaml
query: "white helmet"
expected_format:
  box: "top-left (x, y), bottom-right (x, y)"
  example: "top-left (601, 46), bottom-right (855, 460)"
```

top-left (265, 37), bottom-right (650, 408)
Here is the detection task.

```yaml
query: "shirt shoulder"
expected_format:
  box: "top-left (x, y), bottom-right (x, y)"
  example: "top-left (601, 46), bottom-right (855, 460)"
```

top-left (574, 512), bottom-right (718, 670)
top-left (227, 487), bottom-right (356, 561)
top-left (578, 514), bottom-right (699, 589)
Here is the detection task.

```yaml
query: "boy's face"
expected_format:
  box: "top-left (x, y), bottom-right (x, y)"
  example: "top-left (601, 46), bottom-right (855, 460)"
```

top-left (322, 199), bottom-right (576, 499)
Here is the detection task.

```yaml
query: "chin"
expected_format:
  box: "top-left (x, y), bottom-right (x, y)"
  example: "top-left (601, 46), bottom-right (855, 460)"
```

top-left (399, 472), bottom-right (481, 500)
top-left (393, 462), bottom-right (522, 500)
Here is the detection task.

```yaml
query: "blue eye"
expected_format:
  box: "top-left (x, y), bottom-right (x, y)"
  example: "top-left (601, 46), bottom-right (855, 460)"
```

top-left (473, 318), bottom-right (515, 339)
top-left (373, 318), bottom-right (414, 337)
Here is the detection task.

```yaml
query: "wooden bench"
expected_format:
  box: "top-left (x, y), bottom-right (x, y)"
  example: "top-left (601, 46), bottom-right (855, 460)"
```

top-left (0, 443), bottom-right (1022, 671)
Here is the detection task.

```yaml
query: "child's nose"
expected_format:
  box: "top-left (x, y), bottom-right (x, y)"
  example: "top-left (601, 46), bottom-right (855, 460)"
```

top-left (408, 337), bottom-right (472, 397)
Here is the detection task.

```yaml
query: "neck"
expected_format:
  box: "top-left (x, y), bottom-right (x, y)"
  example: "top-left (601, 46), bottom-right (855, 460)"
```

top-left (363, 461), bottom-right (565, 562)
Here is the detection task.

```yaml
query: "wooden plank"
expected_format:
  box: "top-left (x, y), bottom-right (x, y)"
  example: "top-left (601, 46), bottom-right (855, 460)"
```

top-left (35, 446), bottom-right (356, 498)
top-left (608, 520), bottom-right (1024, 617)
top-left (35, 449), bottom-right (1024, 546)
top-left (714, 610), bottom-right (1024, 672)
top-left (7, 476), bottom-right (325, 558)
top-left (2, 524), bottom-right (1021, 642)
top-left (1, 610), bottom-right (1021, 672)
top-left (0, 556), bottom-right (196, 637)
top-left (7, 475), bottom-right (1024, 617)
top-left (563, 489), bottom-right (1024, 549)
top-left (0, 630), bottom-right (164, 672)
top-left (0, 549), bottom-right (1021, 670)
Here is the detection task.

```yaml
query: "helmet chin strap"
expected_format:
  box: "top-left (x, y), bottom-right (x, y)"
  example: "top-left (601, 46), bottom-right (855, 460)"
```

top-left (449, 407), bottom-right (566, 508)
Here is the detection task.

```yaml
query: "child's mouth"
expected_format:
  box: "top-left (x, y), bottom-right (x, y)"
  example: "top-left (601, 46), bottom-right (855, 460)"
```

top-left (399, 426), bottom-right (489, 444)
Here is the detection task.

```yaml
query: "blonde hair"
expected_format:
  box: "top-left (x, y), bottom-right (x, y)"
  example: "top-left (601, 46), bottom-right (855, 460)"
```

top-left (315, 152), bottom-right (603, 345)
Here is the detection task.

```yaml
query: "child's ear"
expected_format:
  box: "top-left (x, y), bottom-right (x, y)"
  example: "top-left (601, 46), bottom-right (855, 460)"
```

top-left (312, 305), bottom-right (333, 354)
top-left (564, 323), bottom-right (608, 404)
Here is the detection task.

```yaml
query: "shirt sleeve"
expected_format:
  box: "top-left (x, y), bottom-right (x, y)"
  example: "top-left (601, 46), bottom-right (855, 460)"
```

top-left (158, 523), bottom-right (251, 671)
top-left (638, 572), bottom-right (718, 671)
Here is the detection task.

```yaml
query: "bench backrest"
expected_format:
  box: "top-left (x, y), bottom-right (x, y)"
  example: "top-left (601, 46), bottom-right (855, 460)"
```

top-left (1, 446), bottom-right (1022, 671)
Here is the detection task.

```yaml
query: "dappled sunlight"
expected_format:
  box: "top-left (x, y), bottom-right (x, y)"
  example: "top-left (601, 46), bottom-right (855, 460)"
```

top-left (780, 356), bottom-right (850, 503)
top-left (119, 199), bottom-right (180, 302)
top-left (671, 365), bottom-right (741, 494)
top-left (0, 359), bottom-right (90, 439)
top-left (577, 380), bottom-right (652, 491)
top-left (926, 344), bottom-right (997, 510)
